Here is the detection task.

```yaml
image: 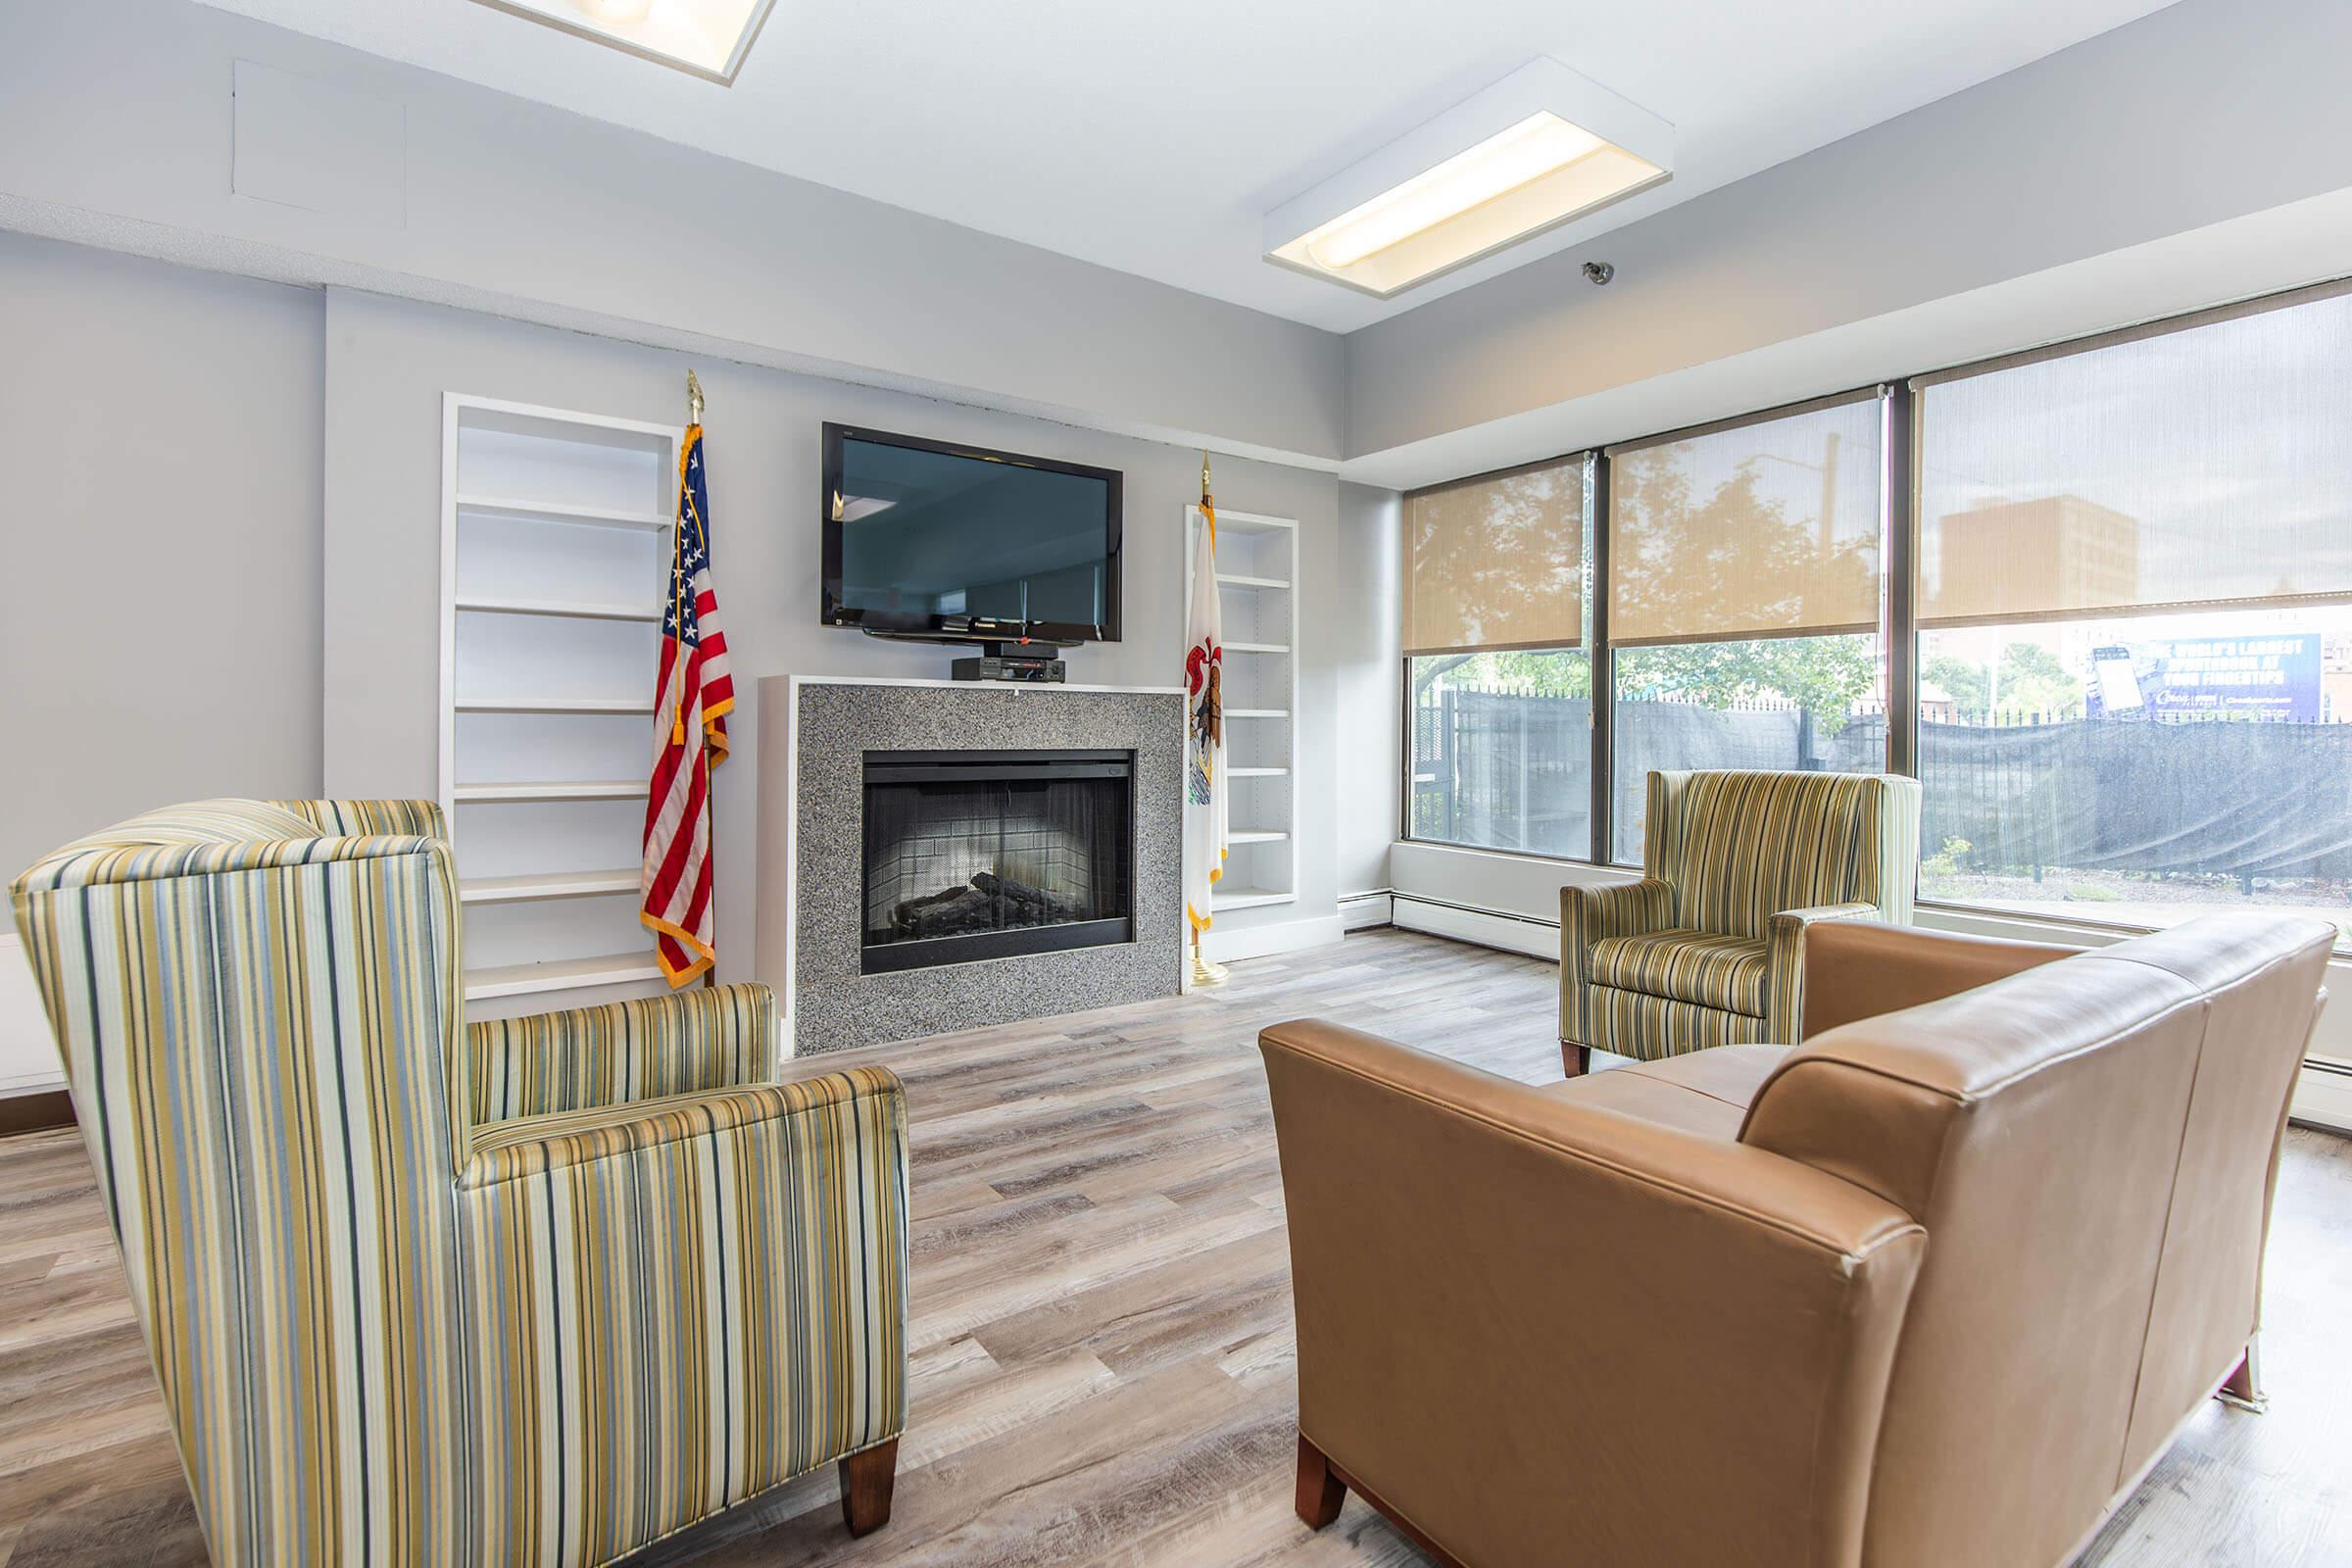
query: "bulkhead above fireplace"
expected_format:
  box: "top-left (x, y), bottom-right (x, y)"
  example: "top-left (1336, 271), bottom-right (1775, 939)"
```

top-left (861, 750), bottom-right (1135, 974)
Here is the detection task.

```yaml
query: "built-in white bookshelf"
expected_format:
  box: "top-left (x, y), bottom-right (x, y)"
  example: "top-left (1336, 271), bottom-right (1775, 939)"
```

top-left (1186, 505), bottom-right (1300, 912)
top-left (439, 395), bottom-right (680, 1014)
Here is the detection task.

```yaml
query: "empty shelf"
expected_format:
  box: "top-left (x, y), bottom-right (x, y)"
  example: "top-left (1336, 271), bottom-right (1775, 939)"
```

top-left (1216, 572), bottom-right (1291, 590)
top-left (1227, 829), bottom-right (1289, 845)
top-left (453, 780), bottom-right (642, 804)
top-left (464, 953), bottom-right (663, 1000)
top-left (1211, 886), bottom-right (1293, 910)
top-left (1224, 642), bottom-right (1290, 655)
top-left (454, 696), bottom-right (655, 714)
top-left (455, 595), bottom-right (661, 622)
top-left (459, 869), bottom-right (639, 905)
top-left (1225, 708), bottom-right (1290, 719)
top-left (1228, 766), bottom-right (1289, 778)
top-left (455, 494), bottom-right (672, 531)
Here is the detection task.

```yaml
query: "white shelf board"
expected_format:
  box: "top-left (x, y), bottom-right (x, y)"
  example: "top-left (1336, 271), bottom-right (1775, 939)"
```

top-left (454, 696), bottom-right (655, 714)
top-left (464, 952), bottom-right (662, 1001)
top-left (1211, 886), bottom-right (1294, 910)
top-left (1209, 510), bottom-right (1296, 537)
top-left (1228, 829), bottom-right (1290, 845)
top-left (456, 493), bottom-right (672, 531)
top-left (453, 779), bottom-right (642, 804)
top-left (460, 869), bottom-right (639, 905)
top-left (1229, 766), bottom-right (1290, 778)
top-left (1216, 572), bottom-right (1291, 590)
top-left (1225, 642), bottom-right (1291, 655)
top-left (1226, 708), bottom-right (1290, 719)
top-left (456, 594), bottom-right (661, 622)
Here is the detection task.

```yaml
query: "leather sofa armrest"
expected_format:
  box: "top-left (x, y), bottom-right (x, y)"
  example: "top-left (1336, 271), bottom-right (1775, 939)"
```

top-left (1560, 877), bottom-right (1675, 1045)
top-left (1258, 1017), bottom-right (1925, 1568)
top-left (1800, 921), bottom-right (2076, 1040)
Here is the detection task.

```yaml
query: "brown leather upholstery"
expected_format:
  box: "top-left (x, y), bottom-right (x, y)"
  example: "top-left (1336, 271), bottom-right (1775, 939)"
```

top-left (1262, 914), bottom-right (2332, 1568)
top-left (1799, 918), bottom-right (2075, 1038)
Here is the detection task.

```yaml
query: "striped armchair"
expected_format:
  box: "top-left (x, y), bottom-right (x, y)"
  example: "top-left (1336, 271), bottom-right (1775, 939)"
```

top-left (9, 800), bottom-right (909, 1568)
top-left (1559, 770), bottom-right (1921, 1073)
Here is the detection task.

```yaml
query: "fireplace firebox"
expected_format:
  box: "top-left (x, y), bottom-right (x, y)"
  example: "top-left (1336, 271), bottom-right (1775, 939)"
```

top-left (861, 750), bottom-right (1135, 974)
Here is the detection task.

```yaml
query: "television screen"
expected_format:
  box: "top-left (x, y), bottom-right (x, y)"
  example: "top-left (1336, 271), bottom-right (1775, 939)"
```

top-left (822, 424), bottom-right (1123, 642)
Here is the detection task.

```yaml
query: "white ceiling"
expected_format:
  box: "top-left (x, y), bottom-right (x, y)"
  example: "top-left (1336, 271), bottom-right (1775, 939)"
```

top-left (193, 0), bottom-right (2178, 333)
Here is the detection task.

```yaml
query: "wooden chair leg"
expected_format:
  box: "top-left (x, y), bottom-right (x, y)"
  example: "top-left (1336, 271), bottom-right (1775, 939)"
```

top-left (2219, 1342), bottom-right (2267, 1412)
top-left (1561, 1042), bottom-right (1592, 1078)
top-left (1296, 1434), bottom-right (1347, 1529)
top-left (840, 1438), bottom-right (900, 1537)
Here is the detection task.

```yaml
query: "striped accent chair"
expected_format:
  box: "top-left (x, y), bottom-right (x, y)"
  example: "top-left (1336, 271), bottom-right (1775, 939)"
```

top-left (1559, 770), bottom-right (1922, 1073)
top-left (9, 800), bottom-right (909, 1568)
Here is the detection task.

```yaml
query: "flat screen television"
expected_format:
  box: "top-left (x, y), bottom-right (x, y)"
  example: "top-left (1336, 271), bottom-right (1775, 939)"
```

top-left (821, 423), bottom-right (1123, 645)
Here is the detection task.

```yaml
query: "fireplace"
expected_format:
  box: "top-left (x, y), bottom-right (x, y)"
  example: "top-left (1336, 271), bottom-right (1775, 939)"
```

top-left (861, 750), bottom-right (1135, 974)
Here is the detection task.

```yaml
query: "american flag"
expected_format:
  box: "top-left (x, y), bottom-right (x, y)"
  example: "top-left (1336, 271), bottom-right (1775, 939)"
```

top-left (640, 421), bottom-right (734, 986)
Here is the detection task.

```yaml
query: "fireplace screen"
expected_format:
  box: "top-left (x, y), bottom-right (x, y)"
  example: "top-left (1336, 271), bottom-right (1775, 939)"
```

top-left (861, 750), bottom-right (1135, 974)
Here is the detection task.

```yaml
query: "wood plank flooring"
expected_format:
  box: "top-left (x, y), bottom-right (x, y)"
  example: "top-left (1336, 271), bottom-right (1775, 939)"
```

top-left (1, 927), bottom-right (2347, 1566)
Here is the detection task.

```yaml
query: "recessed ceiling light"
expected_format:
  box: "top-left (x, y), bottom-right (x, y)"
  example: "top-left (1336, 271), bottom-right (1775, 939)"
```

top-left (471, 0), bottom-right (779, 84)
top-left (1264, 59), bottom-right (1672, 299)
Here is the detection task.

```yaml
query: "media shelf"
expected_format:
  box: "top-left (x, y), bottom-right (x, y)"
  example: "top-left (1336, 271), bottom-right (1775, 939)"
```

top-left (1186, 505), bottom-right (1300, 917)
top-left (440, 395), bottom-right (680, 1016)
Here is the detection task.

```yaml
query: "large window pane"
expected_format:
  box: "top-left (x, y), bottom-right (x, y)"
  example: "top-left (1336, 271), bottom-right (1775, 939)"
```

top-left (1607, 395), bottom-right (1885, 861)
top-left (1917, 289), bottom-right (2352, 952)
top-left (1919, 609), bottom-right (2352, 948)
top-left (1610, 634), bottom-right (1881, 863)
top-left (1410, 650), bottom-right (1592, 857)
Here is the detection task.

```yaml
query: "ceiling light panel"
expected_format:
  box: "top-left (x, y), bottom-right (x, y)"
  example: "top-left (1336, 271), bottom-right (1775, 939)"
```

top-left (1265, 59), bottom-right (1673, 299)
top-left (472, 0), bottom-right (779, 84)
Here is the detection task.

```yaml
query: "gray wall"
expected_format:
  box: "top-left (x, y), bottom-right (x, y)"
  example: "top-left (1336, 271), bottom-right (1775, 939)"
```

top-left (0, 229), bottom-right (324, 876)
top-left (1334, 482), bottom-right (1400, 895)
top-left (321, 288), bottom-right (1344, 982)
top-left (1345, 0), bottom-right (2352, 466)
top-left (0, 0), bottom-right (1345, 466)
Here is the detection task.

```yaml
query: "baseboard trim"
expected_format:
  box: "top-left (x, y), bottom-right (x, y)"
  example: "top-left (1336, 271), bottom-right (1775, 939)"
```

top-left (2291, 1058), bottom-right (2352, 1135)
top-left (1200, 914), bottom-right (1347, 965)
top-left (0, 1088), bottom-right (74, 1139)
top-left (1392, 895), bottom-right (1558, 960)
top-left (1339, 891), bottom-right (1394, 932)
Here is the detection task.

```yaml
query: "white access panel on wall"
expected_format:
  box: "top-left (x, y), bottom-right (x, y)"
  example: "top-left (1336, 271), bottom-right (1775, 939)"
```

top-left (440, 394), bottom-right (681, 1015)
top-left (1185, 505), bottom-right (1300, 912)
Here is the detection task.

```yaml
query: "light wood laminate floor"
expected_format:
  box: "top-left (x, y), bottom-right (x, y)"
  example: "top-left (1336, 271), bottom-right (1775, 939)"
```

top-left (2, 928), bottom-right (2347, 1566)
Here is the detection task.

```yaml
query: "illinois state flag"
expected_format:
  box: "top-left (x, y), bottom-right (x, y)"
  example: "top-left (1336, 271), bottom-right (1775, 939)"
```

top-left (641, 421), bottom-right (734, 986)
top-left (1183, 474), bottom-right (1227, 936)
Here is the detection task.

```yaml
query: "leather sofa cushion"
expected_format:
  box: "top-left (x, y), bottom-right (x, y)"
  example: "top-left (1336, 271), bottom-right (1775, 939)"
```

top-left (1543, 1043), bottom-right (1790, 1140)
top-left (1588, 928), bottom-right (1769, 1015)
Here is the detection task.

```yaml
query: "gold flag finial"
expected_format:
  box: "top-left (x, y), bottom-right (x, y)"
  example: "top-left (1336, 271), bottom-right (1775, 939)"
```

top-left (686, 368), bottom-right (706, 426)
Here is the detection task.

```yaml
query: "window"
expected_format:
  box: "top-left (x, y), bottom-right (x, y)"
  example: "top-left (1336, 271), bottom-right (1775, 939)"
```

top-left (1404, 456), bottom-right (1590, 856)
top-left (1606, 396), bottom-right (1885, 862)
top-left (1916, 289), bottom-right (2352, 948)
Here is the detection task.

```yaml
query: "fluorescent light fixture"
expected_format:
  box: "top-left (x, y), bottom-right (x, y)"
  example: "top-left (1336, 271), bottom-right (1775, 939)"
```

top-left (470, 0), bottom-right (779, 84)
top-left (1265, 59), bottom-right (1672, 299)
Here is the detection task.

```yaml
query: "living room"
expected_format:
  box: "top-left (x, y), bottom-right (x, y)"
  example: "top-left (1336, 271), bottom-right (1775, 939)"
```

top-left (3, 1), bottom-right (2349, 1564)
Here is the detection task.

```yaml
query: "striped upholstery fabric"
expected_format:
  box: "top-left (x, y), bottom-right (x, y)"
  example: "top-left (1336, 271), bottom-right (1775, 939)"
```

top-left (10, 800), bottom-right (908, 1568)
top-left (1562, 770), bottom-right (1922, 1061)
top-left (469, 983), bottom-right (773, 1123)
top-left (1587, 928), bottom-right (1768, 1015)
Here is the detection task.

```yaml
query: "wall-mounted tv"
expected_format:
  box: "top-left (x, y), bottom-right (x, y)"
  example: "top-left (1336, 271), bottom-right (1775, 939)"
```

top-left (821, 423), bottom-right (1123, 645)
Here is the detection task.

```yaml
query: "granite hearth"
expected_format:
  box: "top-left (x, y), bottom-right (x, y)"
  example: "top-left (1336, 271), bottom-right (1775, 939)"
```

top-left (756, 675), bottom-right (1186, 1054)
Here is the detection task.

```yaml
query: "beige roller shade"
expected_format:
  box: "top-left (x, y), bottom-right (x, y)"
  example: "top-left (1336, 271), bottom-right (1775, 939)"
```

top-left (1403, 456), bottom-right (1586, 656)
top-left (1607, 393), bottom-right (1884, 647)
top-left (1919, 286), bottom-right (2352, 628)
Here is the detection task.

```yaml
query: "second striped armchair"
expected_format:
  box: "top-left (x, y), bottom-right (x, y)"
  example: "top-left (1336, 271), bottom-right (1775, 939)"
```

top-left (10, 799), bottom-right (909, 1568)
top-left (1559, 769), bottom-right (1921, 1074)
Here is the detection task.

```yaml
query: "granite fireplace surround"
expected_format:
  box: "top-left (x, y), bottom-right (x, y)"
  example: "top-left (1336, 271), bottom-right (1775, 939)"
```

top-left (760, 675), bottom-right (1187, 1054)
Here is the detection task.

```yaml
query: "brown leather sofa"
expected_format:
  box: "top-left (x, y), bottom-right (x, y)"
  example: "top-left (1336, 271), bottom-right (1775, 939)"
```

top-left (1261, 914), bottom-right (2331, 1568)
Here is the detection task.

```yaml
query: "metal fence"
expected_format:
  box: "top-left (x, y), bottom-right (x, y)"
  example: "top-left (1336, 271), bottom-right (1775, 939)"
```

top-left (1413, 683), bottom-right (2352, 886)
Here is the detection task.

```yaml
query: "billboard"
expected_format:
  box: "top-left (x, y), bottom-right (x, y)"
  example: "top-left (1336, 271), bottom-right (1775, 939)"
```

top-left (2085, 633), bottom-right (2321, 720)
